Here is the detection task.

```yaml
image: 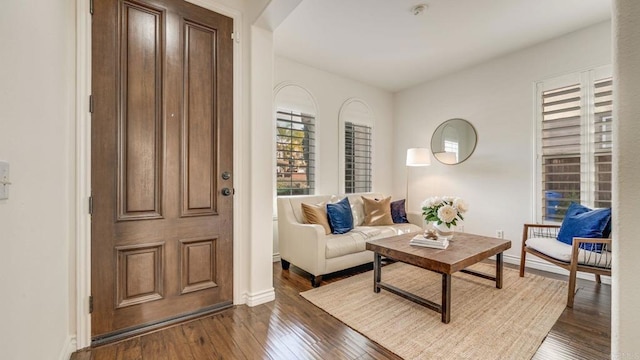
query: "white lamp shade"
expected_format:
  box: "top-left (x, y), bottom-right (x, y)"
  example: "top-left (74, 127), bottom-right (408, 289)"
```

top-left (406, 148), bottom-right (431, 166)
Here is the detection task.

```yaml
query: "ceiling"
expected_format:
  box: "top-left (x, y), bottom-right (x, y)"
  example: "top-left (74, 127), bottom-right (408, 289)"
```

top-left (273, 0), bottom-right (611, 92)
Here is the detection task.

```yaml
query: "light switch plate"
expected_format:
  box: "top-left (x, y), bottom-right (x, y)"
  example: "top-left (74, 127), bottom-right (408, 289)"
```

top-left (0, 161), bottom-right (9, 200)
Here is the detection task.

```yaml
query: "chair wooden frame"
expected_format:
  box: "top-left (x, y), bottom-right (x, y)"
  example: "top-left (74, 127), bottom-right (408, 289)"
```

top-left (519, 223), bottom-right (612, 308)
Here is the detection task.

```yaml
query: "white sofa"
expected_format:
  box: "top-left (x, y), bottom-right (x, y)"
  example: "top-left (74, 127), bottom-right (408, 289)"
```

top-left (277, 193), bottom-right (423, 286)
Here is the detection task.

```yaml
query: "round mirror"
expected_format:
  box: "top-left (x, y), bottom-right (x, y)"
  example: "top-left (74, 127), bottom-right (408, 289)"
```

top-left (430, 118), bottom-right (477, 165)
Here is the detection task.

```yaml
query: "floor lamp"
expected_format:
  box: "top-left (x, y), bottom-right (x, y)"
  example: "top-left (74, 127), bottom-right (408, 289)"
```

top-left (406, 148), bottom-right (431, 212)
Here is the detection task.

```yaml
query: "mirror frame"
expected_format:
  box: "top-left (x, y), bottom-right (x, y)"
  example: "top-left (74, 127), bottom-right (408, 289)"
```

top-left (430, 118), bottom-right (478, 165)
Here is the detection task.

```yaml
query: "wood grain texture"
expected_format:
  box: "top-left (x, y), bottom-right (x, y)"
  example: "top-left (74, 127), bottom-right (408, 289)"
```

top-left (366, 232), bottom-right (511, 273)
top-left (116, 243), bottom-right (164, 308)
top-left (182, 21), bottom-right (217, 216)
top-left (118, 1), bottom-right (163, 220)
top-left (180, 238), bottom-right (217, 294)
top-left (72, 262), bottom-right (610, 360)
top-left (92, 0), bottom-right (234, 340)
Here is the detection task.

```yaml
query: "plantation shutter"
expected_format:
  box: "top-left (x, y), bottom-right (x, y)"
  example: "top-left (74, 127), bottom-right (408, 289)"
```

top-left (345, 122), bottom-right (372, 193)
top-left (593, 78), bottom-right (613, 208)
top-left (276, 110), bottom-right (316, 196)
top-left (538, 70), bottom-right (614, 222)
top-left (541, 83), bottom-right (582, 221)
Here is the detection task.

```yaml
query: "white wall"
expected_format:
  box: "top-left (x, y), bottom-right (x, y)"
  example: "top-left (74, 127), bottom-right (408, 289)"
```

top-left (394, 21), bottom-right (612, 261)
top-left (612, 0), bottom-right (640, 356)
top-left (272, 56), bottom-right (395, 256)
top-left (0, 0), bottom-right (76, 359)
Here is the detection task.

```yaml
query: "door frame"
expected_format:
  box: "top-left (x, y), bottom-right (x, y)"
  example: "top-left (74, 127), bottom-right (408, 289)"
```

top-left (74, 0), bottom-right (244, 349)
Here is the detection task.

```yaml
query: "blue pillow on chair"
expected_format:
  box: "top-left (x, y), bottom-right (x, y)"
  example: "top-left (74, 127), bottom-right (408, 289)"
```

top-left (557, 202), bottom-right (611, 251)
top-left (326, 197), bottom-right (354, 234)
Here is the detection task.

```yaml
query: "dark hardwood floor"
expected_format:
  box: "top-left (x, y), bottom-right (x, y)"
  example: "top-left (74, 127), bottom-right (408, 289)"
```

top-left (72, 261), bottom-right (610, 360)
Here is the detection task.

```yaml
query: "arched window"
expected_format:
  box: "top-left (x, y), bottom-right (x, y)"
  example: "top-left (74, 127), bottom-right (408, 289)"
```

top-left (339, 99), bottom-right (373, 193)
top-left (274, 84), bottom-right (318, 196)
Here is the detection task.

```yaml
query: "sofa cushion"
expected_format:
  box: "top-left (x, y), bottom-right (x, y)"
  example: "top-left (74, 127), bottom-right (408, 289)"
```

top-left (526, 237), bottom-right (611, 268)
top-left (385, 223), bottom-right (422, 235)
top-left (347, 195), bottom-right (365, 226)
top-left (557, 202), bottom-right (611, 251)
top-left (327, 197), bottom-right (354, 234)
top-left (390, 199), bottom-right (409, 223)
top-left (301, 201), bottom-right (331, 235)
top-left (324, 232), bottom-right (364, 259)
top-left (325, 224), bottom-right (423, 259)
top-left (362, 196), bottom-right (394, 226)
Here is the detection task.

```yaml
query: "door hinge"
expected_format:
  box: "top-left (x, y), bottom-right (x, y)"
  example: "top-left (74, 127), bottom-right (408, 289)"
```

top-left (89, 95), bottom-right (94, 113)
top-left (231, 32), bottom-right (239, 43)
top-left (89, 296), bottom-right (94, 314)
top-left (89, 196), bottom-right (93, 215)
top-left (89, 0), bottom-right (94, 15)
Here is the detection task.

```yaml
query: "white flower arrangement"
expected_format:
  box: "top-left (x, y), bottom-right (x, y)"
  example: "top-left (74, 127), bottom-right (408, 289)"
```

top-left (421, 196), bottom-right (468, 228)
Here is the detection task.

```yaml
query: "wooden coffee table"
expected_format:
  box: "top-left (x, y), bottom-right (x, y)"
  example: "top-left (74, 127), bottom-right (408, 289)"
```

top-left (366, 232), bottom-right (511, 323)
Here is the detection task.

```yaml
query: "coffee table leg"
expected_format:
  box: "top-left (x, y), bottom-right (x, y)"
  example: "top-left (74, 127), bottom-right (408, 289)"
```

top-left (442, 273), bottom-right (451, 324)
top-left (373, 252), bottom-right (381, 293)
top-left (496, 252), bottom-right (503, 289)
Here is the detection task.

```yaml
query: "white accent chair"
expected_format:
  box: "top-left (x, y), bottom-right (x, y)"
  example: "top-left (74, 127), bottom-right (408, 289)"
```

top-left (519, 223), bottom-right (612, 307)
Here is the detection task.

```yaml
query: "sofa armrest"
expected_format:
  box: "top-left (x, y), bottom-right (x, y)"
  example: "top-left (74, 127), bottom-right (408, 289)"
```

top-left (277, 198), bottom-right (329, 276)
top-left (407, 211), bottom-right (425, 228)
top-left (279, 222), bottom-right (327, 274)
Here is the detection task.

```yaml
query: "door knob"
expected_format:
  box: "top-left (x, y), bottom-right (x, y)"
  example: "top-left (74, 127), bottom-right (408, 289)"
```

top-left (221, 188), bottom-right (233, 196)
top-left (221, 171), bottom-right (231, 180)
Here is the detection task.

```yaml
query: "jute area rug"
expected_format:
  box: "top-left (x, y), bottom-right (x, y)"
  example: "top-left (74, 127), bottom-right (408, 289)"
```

top-left (300, 262), bottom-right (567, 360)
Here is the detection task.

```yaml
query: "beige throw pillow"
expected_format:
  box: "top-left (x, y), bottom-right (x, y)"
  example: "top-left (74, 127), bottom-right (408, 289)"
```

top-left (301, 202), bottom-right (331, 235)
top-left (362, 196), bottom-right (394, 226)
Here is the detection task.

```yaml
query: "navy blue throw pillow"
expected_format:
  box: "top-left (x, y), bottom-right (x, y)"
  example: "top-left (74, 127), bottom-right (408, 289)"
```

top-left (557, 202), bottom-right (611, 251)
top-left (390, 199), bottom-right (409, 223)
top-left (326, 197), bottom-right (354, 234)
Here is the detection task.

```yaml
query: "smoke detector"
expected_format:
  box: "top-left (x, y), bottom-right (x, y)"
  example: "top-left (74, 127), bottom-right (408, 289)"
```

top-left (411, 4), bottom-right (428, 16)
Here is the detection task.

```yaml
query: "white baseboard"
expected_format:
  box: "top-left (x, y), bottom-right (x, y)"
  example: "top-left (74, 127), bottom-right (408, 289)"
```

top-left (245, 288), bottom-right (275, 307)
top-left (273, 253), bottom-right (281, 262)
top-left (503, 253), bottom-right (611, 285)
top-left (58, 336), bottom-right (76, 360)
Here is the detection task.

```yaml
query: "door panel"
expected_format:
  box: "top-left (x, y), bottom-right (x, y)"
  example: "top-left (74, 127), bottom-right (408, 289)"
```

top-left (118, 1), bottom-right (163, 220)
top-left (92, 0), bottom-right (233, 341)
top-left (182, 21), bottom-right (218, 216)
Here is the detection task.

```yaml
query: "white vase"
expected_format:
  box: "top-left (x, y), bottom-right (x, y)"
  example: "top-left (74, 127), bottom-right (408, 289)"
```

top-left (431, 221), bottom-right (454, 240)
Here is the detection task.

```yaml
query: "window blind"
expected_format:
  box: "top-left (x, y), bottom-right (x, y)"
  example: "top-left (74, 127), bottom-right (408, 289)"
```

top-left (539, 75), bottom-right (613, 221)
top-left (276, 110), bottom-right (315, 196)
top-left (541, 84), bottom-right (582, 221)
top-left (593, 78), bottom-right (613, 208)
top-left (345, 122), bottom-right (372, 193)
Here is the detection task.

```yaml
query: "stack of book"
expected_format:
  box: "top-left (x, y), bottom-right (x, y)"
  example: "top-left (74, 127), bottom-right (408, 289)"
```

top-left (410, 234), bottom-right (449, 249)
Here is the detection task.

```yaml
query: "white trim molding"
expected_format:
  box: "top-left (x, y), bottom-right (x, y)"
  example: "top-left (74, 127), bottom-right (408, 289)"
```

top-left (75, 0), bottom-right (92, 350)
top-left (58, 336), bottom-right (77, 360)
top-left (245, 288), bottom-right (276, 307)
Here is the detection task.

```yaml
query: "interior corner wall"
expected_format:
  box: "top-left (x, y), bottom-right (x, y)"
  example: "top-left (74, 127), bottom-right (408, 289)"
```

top-left (393, 21), bottom-right (612, 260)
top-left (0, 0), bottom-right (76, 359)
top-left (612, 0), bottom-right (640, 355)
top-left (247, 24), bottom-right (276, 304)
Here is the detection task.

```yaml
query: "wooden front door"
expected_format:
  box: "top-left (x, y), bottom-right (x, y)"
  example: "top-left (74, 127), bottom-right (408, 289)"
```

top-left (91, 0), bottom-right (234, 341)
